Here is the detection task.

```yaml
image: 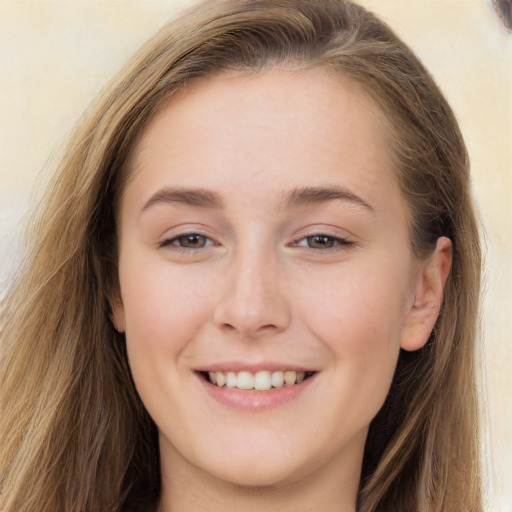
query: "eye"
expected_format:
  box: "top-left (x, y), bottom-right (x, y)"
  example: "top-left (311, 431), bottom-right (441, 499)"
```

top-left (160, 233), bottom-right (213, 250)
top-left (295, 234), bottom-right (353, 250)
top-left (306, 235), bottom-right (337, 249)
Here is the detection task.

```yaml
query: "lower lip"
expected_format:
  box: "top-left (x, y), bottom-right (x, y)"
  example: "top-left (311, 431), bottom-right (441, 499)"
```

top-left (197, 373), bottom-right (316, 410)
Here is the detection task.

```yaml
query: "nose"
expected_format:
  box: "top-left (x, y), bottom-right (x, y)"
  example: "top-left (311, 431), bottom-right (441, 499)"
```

top-left (213, 249), bottom-right (291, 338)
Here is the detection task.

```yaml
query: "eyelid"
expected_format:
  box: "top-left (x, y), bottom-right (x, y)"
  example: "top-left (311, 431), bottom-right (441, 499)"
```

top-left (293, 234), bottom-right (354, 249)
top-left (158, 231), bottom-right (216, 251)
top-left (287, 222), bottom-right (360, 254)
top-left (156, 226), bottom-right (356, 253)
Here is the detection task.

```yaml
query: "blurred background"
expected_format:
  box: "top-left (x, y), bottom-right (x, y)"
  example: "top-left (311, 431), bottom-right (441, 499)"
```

top-left (0, 1), bottom-right (510, 509)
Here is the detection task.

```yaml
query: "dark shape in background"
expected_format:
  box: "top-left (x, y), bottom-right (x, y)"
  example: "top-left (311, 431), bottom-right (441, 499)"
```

top-left (493, 0), bottom-right (512, 32)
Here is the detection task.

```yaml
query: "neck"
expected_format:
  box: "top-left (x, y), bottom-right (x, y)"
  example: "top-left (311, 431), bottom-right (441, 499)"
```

top-left (157, 436), bottom-right (363, 512)
top-left (159, 473), bottom-right (359, 512)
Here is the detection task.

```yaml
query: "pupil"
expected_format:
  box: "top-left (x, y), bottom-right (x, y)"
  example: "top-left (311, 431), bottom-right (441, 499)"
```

top-left (181, 234), bottom-right (204, 247)
top-left (310, 235), bottom-right (332, 248)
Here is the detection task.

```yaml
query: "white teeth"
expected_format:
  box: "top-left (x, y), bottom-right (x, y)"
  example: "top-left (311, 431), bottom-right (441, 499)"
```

top-left (226, 372), bottom-right (237, 388)
top-left (237, 371), bottom-right (255, 390)
top-left (284, 370), bottom-right (297, 386)
top-left (215, 372), bottom-right (226, 387)
top-left (206, 370), bottom-right (311, 390)
top-left (254, 370), bottom-right (272, 391)
top-left (271, 371), bottom-right (284, 388)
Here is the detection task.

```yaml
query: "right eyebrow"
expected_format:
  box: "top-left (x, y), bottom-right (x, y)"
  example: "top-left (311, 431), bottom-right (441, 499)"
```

top-left (283, 185), bottom-right (374, 213)
top-left (140, 187), bottom-right (224, 215)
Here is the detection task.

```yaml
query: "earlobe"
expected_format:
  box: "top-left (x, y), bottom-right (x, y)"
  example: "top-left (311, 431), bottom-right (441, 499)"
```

top-left (110, 298), bottom-right (126, 334)
top-left (400, 236), bottom-right (453, 351)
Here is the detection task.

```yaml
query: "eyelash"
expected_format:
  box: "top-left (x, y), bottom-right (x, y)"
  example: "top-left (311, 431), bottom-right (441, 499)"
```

top-left (159, 233), bottom-right (354, 252)
top-left (159, 233), bottom-right (214, 252)
top-left (293, 234), bottom-right (354, 251)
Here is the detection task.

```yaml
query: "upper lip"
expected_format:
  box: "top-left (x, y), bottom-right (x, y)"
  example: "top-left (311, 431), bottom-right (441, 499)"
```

top-left (194, 361), bottom-right (317, 373)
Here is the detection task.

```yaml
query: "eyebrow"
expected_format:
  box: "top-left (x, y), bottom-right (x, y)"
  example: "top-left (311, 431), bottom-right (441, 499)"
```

top-left (283, 186), bottom-right (374, 212)
top-left (140, 184), bottom-right (373, 215)
top-left (140, 187), bottom-right (224, 214)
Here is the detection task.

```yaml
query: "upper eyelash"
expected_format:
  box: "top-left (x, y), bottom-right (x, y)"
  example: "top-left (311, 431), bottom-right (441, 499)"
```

top-left (294, 234), bottom-right (354, 249)
top-left (158, 233), bottom-right (214, 249)
top-left (158, 233), bottom-right (354, 251)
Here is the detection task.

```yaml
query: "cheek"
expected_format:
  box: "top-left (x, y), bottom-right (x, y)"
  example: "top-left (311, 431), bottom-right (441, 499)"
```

top-left (292, 258), bottom-right (407, 399)
top-left (296, 256), bottom-right (408, 341)
top-left (119, 258), bottom-right (215, 376)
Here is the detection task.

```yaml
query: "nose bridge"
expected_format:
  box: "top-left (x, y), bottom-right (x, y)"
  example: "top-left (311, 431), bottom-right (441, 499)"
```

top-left (213, 240), bottom-right (290, 337)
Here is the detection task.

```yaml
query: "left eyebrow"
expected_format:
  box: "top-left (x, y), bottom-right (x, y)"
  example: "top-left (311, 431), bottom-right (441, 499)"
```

top-left (140, 187), bottom-right (225, 215)
top-left (283, 186), bottom-right (374, 212)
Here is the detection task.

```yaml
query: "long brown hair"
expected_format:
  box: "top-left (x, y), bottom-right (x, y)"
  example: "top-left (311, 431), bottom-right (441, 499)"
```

top-left (0, 1), bottom-right (483, 511)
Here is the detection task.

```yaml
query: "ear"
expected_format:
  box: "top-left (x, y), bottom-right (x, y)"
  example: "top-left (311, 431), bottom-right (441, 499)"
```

top-left (400, 236), bottom-right (453, 352)
top-left (110, 296), bottom-right (126, 334)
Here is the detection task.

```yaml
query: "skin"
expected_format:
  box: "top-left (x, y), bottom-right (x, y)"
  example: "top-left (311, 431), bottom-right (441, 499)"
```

top-left (113, 68), bottom-right (452, 512)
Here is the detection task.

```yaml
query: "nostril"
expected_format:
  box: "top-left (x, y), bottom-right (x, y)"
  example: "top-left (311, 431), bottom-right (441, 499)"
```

top-left (220, 323), bottom-right (237, 333)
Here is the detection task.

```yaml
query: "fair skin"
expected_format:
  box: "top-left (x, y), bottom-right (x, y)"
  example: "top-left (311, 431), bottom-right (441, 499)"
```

top-left (113, 68), bottom-right (452, 512)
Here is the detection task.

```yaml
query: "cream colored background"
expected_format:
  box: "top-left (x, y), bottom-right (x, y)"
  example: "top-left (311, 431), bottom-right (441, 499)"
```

top-left (1, 0), bottom-right (510, 509)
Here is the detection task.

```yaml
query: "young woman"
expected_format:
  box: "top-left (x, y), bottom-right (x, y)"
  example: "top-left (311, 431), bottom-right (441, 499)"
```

top-left (0, 1), bottom-right (483, 511)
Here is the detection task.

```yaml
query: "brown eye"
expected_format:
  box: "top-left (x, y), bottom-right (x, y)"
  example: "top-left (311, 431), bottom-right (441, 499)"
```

top-left (294, 234), bottom-right (354, 251)
top-left (158, 233), bottom-right (215, 252)
top-left (176, 234), bottom-right (208, 248)
top-left (307, 235), bottom-right (336, 248)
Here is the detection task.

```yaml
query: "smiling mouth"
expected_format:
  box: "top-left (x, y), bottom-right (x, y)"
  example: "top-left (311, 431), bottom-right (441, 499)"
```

top-left (199, 370), bottom-right (316, 391)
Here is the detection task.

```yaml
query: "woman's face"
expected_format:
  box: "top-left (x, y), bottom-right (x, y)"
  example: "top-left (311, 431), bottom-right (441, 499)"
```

top-left (114, 68), bottom-right (441, 490)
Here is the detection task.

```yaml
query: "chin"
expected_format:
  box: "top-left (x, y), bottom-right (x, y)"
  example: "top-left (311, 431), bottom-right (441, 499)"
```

top-left (203, 459), bottom-right (311, 489)
top-left (191, 432), bottom-right (338, 490)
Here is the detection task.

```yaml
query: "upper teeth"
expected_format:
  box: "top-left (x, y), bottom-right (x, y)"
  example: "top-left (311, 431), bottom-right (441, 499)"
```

top-left (207, 370), bottom-right (306, 390)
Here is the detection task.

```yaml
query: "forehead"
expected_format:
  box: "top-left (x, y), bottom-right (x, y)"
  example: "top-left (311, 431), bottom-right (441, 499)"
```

top-left (125, 67), bottom-right (401, 217)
